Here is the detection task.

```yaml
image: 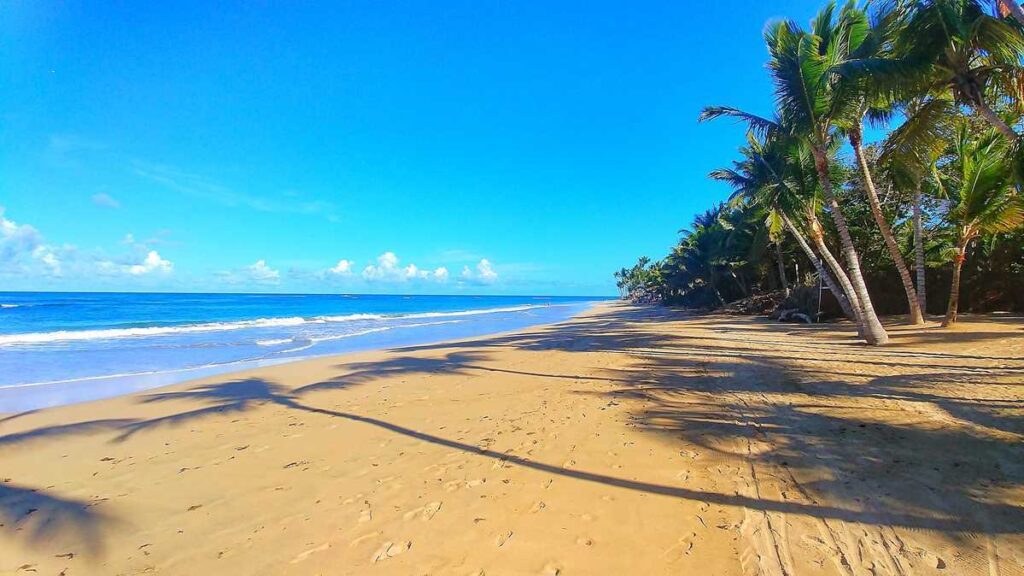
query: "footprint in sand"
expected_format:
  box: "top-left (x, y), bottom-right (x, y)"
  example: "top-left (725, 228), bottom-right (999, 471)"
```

top-left (402, 501), bottom-right (442, 521)
top-left (348, 532), bottom-right (380, 549)
top-left (496, 530), bottom-right (514, 547)
top-left (663, 532), bottom-right (697, 560)
top-left (679, 449), bottom-right (701, 460)
top-left (290, 542), bottom-right (330, 564)
top-left (371, 541), bottom-right (411, 563)
top-left (529, 501), bottom-right (546, 513)
top-left (359, 505), bottom-right (373, 523)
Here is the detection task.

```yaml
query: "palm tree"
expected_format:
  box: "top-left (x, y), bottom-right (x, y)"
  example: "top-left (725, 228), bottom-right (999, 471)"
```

top-left (710, 135), bottom-right (861, 322)
top-left (847, 0), bottom-right (1024, 140)
top-left (835, 1), bottom-right (926, 324)
top-left (678, 207), bottom-right (731, 305)
top-left (879, 96), bottom-right (958, 314)
top-left (939, 124), bottom-right (1024, 325)
top-left (702, 3), bottom-right (890, 344)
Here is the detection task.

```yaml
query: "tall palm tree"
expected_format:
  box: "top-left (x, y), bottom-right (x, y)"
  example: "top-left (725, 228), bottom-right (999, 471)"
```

top-left (835, 0), bottom-right (926, 324)
top-left (939, 124), bottom-right (1024, 325)
top-left (879, 96), bottom-right (958, 314)
top-left (702, 3), bottom-right (890, 344)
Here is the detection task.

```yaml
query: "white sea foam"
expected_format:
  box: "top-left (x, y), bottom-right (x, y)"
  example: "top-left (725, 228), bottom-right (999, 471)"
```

top-left (0, 316), bottom-right (308, 345)
top-left (0, 320), bottom-right (467, 390)
top-left (0, 304), bottom-right (558, 346)
top-left (255, 338), bottom-right (294, 346)
top-left (306, 320), bottom-right (461, 344)
top-left (313, 313), bottom-right (384, 322)
top-left (0, 304), bottom-right (20, 308)
top-left (379, 304), bottom-right (556, 320)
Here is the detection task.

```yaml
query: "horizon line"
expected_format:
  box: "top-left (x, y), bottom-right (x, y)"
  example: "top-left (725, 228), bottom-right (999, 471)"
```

top-left (0, 289), bottom-right (614, 299)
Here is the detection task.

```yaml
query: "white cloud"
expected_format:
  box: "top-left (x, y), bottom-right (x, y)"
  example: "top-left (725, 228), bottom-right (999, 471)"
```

top-left (328, 259), bottom-right (354, 275)
top-left (1, 208), bottom-right (62, 276)
top-left (362, 251), bottom-right (402, 281)
top-left (91, 192), bottom-right (120, 209)
top-left (215, 259), bottom-right (281, 286)
top-left (247, 259), bottom-right (280, 283)
top-left (461, 259), bottom-right (499, 285)
top-left (404, 264), bottom-right (429, 279)
top-left (32, 245), bottom-right (62, 274)
top-left (477, 259), bottom-right (498, 282)
top-left (127, 250), bottom-right (173, 275)
top-left (362, 252), bottom-right (449, 283)
top-left (0, 208), bottom-right (177, 282)
top-left (1, 210), bottom-right (42, 261)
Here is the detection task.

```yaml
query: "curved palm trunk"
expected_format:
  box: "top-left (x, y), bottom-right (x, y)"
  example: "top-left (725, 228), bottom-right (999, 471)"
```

top-left (809, 223), bottom-right (864, 328)
top-left (973, 100), bottom-right (1018, 141)
top-left (850, 129), bottom-right (924, 325)
top-left (812, 147), bottom-right (889, 345)
top-left (913, 182), bottom-right (927, 314)
top-left (781, 213), bottom-right (858, 321)
top-left (774, 242), bottom-right (790, 297)
top-left (942, 241), bottom-right (969, 327)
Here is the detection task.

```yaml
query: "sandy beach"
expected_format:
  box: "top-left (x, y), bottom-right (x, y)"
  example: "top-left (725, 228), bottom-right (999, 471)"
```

top-left (2, 303), bottom-right (1023, 575)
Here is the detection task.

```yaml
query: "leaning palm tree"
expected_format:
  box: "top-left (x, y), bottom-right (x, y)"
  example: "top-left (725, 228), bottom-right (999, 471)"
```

top-left (834, 0), bottom-right (926, 324)
top-left (710, 134), bottom-right (861, 322)
top-left (940, 124), bottom-right (1024, 325)
top-left (702, 4), bottom-right (890, 344)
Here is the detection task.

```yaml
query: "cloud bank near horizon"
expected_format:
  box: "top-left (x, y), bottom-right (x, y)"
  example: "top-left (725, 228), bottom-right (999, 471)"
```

top-left (0, 206), bottom-right (510, 292)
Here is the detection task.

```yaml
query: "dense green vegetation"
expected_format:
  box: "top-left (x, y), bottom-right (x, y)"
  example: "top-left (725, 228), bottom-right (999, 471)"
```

top-left (616, 0), bottom-right (1024, 344)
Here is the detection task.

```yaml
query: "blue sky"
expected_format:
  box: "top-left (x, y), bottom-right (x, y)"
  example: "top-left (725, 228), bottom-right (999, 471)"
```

top-left (2, 0), bottom-right (828, 295)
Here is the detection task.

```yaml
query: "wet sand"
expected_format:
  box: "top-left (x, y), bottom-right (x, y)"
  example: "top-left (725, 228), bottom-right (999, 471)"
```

top-left (2, 303), bottom-right (1023, 575)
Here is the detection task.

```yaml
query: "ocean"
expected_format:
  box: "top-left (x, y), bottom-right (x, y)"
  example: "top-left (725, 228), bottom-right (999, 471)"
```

top-left (0, 292), bottom-right (603, 412)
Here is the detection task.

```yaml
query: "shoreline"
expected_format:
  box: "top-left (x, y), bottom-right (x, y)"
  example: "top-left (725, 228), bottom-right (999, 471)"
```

top-left (2, 304), bottom-right (1022, 575)
top-left (0, 300), bottom-right (602, 414)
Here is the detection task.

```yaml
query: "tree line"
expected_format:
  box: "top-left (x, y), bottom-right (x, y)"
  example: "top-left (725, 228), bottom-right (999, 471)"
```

top-left (616, 0), bottom-right (1024, 345)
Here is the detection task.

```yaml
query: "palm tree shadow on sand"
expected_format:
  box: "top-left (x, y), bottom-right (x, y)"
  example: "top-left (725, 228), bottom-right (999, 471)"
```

top-left (110, 366), bottom-right (1024, 535)
top-left (0, 483), bottom-right (119, 559)
top-left (4, 305), bottom-right (1023, 555)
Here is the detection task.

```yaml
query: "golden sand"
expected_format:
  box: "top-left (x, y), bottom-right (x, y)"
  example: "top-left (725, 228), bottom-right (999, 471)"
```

top-left (2, 303), bottom-right (1023, 575)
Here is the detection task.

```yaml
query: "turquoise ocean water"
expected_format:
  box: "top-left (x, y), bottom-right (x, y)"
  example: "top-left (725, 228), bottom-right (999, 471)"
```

top-left (0, 292), bottom-right (603, 411)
